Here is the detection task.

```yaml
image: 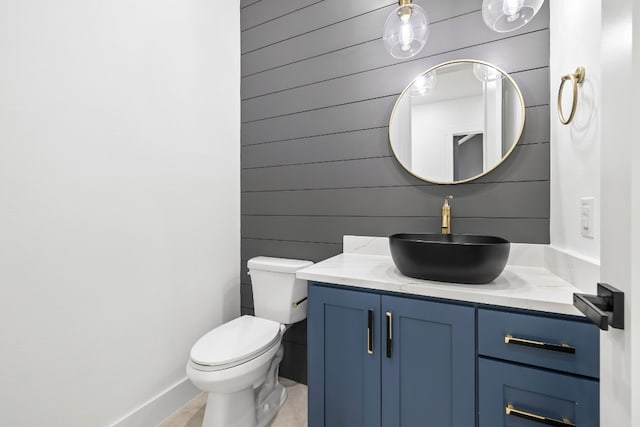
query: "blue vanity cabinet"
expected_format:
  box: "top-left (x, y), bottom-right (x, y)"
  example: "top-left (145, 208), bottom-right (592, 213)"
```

top-left (308, 282), bottom-right (476, 427)
top-left (381, 295), bottom-right (476, 427)
top-left (307, 283), bottom-right (382, 427)
top-left (308, 281), bottom-right (601, 426)
top-left (478, 309), bottom-right (599, 377)
top-left (479, 358), bottom-right (599, 426)
top-left (477, 308), bottom-right (600, 426)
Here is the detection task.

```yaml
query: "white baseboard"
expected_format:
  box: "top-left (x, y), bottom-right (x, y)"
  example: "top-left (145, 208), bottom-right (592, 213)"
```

top-left (110, 378), bottom-right (199, 427)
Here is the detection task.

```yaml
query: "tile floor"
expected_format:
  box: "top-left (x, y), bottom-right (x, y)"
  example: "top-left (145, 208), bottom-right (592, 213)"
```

top-left (159, 378), bottom-right (307, 427)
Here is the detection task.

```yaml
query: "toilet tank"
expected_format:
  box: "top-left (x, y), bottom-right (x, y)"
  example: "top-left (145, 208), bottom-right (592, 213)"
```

top-left (247, 256), bottom-right (314, 324)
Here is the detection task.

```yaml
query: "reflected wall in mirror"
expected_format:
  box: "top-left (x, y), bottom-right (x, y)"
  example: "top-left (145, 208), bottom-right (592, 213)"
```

top-left (389, 60), bottom-right (525, 184)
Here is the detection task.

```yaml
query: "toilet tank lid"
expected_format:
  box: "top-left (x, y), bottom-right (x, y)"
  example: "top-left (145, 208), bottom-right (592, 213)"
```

top-left (247, 256), bottom-right (313, 274)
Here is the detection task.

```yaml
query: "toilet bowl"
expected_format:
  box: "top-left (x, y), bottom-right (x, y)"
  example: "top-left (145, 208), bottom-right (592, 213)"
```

top-left (186, 256), bottom-right (313, 427)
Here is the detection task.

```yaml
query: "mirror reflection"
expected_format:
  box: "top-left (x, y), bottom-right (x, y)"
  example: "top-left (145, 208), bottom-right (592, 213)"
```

top-left (389, 60), bottom-right (525, 184)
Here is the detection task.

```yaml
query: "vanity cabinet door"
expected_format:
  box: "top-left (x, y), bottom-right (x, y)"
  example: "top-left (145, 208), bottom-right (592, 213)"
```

top-left (381, 296), bottom-right (476, 427)
top-left (308, 284), bottom-right (382, 427)
top-left (479, 358), bottom-right (599, 427)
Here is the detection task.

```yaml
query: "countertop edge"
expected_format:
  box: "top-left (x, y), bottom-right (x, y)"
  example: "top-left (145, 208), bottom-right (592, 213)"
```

top-left (297, 254), bottom-right (585, 317)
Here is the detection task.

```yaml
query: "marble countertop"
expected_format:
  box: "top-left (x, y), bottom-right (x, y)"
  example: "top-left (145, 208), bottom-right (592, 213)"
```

top-left (297, 252), bottom-right (584, 316)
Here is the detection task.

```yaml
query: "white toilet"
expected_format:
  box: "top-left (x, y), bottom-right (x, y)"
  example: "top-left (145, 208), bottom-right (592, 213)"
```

top-left (186, 256), bottom-right (313, 427)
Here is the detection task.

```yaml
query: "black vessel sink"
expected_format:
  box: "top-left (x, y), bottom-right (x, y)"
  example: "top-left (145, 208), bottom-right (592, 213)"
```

top-left (389, 233), bottom-right (510, 284)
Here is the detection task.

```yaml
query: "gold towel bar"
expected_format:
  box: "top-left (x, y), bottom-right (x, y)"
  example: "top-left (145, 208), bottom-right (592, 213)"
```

top-left (558, 66), bottom-right (586, 125)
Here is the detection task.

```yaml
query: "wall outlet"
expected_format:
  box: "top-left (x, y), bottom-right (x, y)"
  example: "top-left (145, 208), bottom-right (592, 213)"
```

top-left (580, 197), bottom-right (595, 239)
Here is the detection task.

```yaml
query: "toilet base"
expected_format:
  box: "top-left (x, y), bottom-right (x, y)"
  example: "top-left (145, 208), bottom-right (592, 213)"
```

top-left (255, 344), bottom-right (286, 427)
top-left (199, 380), bottom-right (288, 427)
top-left (256, 383), bottom-right (287, 427)
top-left (202, 388), bottom-right (256, 427)
top-left (195, 344), bottom-right (288, 427)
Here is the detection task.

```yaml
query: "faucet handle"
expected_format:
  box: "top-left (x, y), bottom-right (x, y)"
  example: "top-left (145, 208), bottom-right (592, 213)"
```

top-left (445, 195), bottom-right (453, 200)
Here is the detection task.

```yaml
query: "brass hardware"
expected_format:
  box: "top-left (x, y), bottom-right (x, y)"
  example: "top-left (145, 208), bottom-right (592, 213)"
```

top-left (385, 311), bottom-right (393, 358)
top-left (558, 66), bottom-right (585, 125)
top-left (441, 196), bottom-right (453, 235)
top-left (396, 0), bottom-right (413, 18)
top-left (367, 309), bottom-right (374, 354)
top-left (291, 296), bottom-right (308, 308)
top-left (506, 404), bottom-right (576, 426)
top-left (397, 4), bottom-right (413, 19)
top-left (504, 335), bottom-right (576, 354)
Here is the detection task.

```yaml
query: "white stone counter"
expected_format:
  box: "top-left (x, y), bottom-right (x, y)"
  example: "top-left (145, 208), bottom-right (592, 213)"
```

top-left (296, 237), bottom-right (586, 316)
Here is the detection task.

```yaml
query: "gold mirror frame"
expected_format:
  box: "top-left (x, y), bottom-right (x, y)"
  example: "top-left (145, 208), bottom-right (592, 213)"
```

top-left (389, 59), bottom-right (526, 185)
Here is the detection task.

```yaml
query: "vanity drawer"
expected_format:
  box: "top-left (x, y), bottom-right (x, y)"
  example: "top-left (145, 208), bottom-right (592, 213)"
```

top-left (479, 358), bottom-right (599, 427)
top-left (478, 309), bottom-right (599, 378)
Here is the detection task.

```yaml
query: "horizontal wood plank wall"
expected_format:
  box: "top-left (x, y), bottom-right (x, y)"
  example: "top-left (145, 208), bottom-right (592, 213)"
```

top-left (240, 0), bottom-right (550, 384)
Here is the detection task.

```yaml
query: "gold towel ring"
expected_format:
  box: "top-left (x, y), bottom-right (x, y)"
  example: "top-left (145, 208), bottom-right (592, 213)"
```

top-left (557, 66), bottom-right (586, 125)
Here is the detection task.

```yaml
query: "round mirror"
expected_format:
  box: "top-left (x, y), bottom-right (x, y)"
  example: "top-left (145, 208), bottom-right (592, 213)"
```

top-left (389, 59), bottom-right (525, 184)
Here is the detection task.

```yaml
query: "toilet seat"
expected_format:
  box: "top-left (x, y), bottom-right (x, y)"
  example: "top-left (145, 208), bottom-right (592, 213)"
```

top-left (190, 316), bottom-right (282, 372)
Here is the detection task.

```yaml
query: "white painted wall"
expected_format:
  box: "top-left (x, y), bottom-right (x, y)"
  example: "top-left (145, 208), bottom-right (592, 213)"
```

top-left (599, 0), bottom-right (639, 425)
top-left (0, 1), bottom-right (240, 426)
top-left (502, 81), bottom-right (522, 155)
top-left (483, 80), bottom-right (503, 169)
top-left (549, 0), bottom-right (601, 263)
top-left (410, 96), bottom-right (484, 181)
top-left (552, 1), bottom-right (640, 425)
top-left (390, 94), bottom-right (412, 170)
top-left (632, 2), bottom-right (640, 420)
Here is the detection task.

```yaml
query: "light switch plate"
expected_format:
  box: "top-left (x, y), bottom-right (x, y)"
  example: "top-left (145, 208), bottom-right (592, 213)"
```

top-left (580, 197), bottom-right (595, 238)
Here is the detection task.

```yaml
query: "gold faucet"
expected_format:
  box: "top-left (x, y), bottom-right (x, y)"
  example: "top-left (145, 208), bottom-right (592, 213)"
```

top-left (441, 196), bottom-right (453, 234)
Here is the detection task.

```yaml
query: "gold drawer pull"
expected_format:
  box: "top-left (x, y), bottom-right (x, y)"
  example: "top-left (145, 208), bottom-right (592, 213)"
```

top-left (506, 404), bottom-right (576, 426)
top-left (385, 311), bottom-right (393, 358)
top-left (367, 309), bottom-right (374, 355)
top-left (505, 335), bottom-right (576, 354)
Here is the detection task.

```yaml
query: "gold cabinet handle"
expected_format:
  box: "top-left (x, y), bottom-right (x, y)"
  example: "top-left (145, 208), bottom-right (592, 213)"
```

top-left (367, 309), bottom-right (374, 355)
top-left (504, 335), bottom-right (575, 354)
top-left (385, 311), bottom-right (393, 358)
top-left (557, 66), bottom-right (585, 125)
top-left (506, 404), bottom-right (576, 426)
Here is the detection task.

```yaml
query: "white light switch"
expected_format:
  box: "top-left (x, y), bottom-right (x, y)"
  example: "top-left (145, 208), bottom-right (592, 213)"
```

top-left (580, 197), bottom-right (595, 238)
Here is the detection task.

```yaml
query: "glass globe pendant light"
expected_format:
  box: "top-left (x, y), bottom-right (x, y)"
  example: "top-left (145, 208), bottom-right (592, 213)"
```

top-left (410, 70), bottom-right (437, 96)
top-left (472, 63), bottom-right (503, 82)
top-left (482, 0), bottom-right (544, 32)
top-left (383, 0), bottom-right (429, 59)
